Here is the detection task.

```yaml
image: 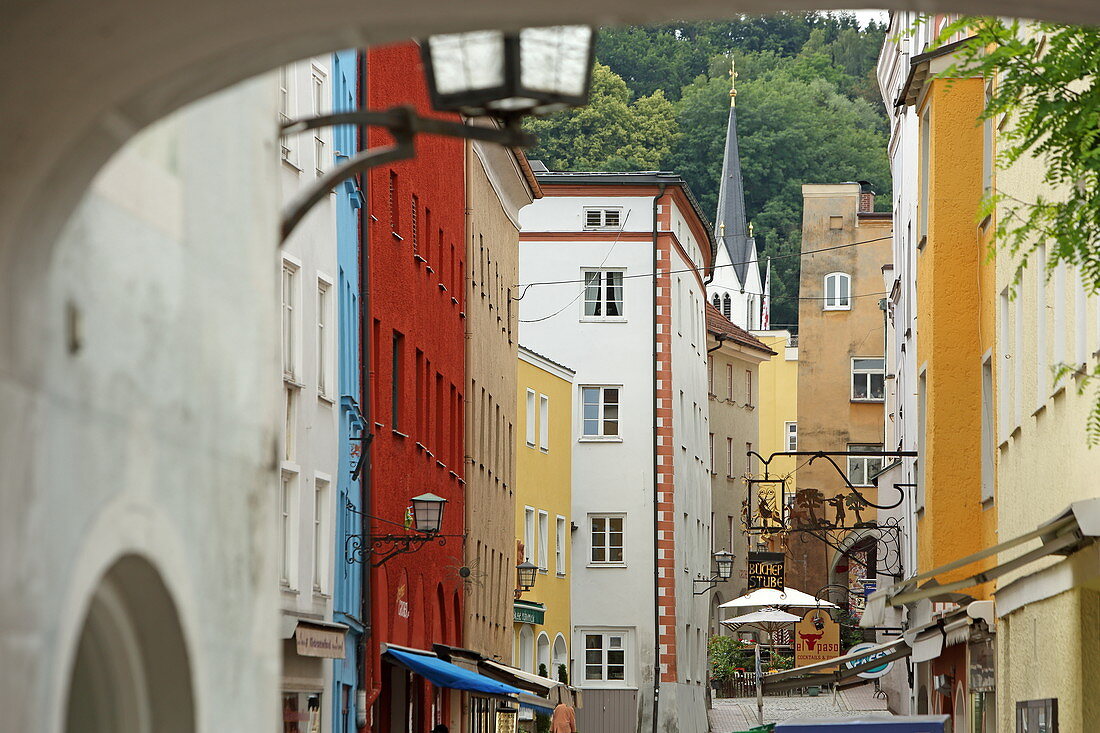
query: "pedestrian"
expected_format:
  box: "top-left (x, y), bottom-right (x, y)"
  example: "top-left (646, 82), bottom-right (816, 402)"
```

top-left (550, 701), bottom-right (576, 733)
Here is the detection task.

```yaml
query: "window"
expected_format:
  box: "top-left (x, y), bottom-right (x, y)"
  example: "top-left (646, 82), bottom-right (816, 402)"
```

top-left (538, 510), bottom-right (549, 571)
top-left (785, 422), bottom-right (797, 451)
top-left (590, 514), bottom-right (624, 564)
top-left (284, 387), bottom-right (296, 461)
top-left (556, 516), bottom-right (567, 575)
top-left (583, 208), bottom-right (622, 230)
top-left (580, 386), bottom-right (620, 438)
top-left (1054, 261), bottom-right (1066, 391)
top-left (745, 442), bottom-right (753, 476)
top-left (981, 354), bottom-right (995, 505)
top-left (411, 195), bottom-right (420, 254)
top-left (726, 437), bottom-right (733, 477)
top-left (313, 476), bottom-right (329, 593)
top-left (583, 270), bottom-right (624, 319)
top-left (1015, 698), bottom-right (1058, 733)
top-left (722, 293), bottom-right (731, 319)
top-left (745, 370), bottom-right (753, 406)
top-left (524, 507), bottom-right (535, 563)
top-left (1036, 242), bottom-right (1048, 408)
top-left (823, 272), bottom-right (851, 310)
top-left (278, 66), bottom-right (294, 161)
top-left (829, 215), bottom-right (844, 230)
top-left (311, 68), bottom-right (326, 177)
top-left (280, 470), bottom-right (296, 587)
top-left (281, 259), bottom-right (299, 381)
top-left (917, 371), bottom-right (927, 511)
top-left (388, 170), bottom-right (398, 235)
top-left (584, 631), bottom-right (628, 682)
top-left (999, 288), bottom-right (1014, 440)
top-left (847, 444), bottom-right (884, 487)
top-left (851, 358), bottom-right (886, 401)
top-left (525, 389), bottom-right (536, 447)
top-left (539, 394), bottom-right (549, 451)
top-left (919, 110), bottom-right (930, 242)
top-left (317, 278), bottom-right (330, 398)
top-left (391, 331), bottom-right (404, 431)
top-left (709, 433), bottom-right (715, 473)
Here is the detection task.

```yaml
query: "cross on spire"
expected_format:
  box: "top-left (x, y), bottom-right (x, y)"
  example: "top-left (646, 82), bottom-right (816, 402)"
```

top-left (729, 57), bottom-right (738, 106)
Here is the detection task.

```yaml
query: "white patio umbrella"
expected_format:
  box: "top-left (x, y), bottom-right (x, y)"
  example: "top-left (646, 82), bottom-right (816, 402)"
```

top-left (721, 607), bottom-right (803, 634)
top-left (718, 586), bottom-right (838, 610)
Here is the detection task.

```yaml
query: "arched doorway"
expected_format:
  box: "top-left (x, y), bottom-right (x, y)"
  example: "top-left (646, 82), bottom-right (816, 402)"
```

top-left (537, 632), bottom-right (551, 677)
top-left (64, 555), bottom-right (194, 733)
top-left (517, 625), bottom-right (534, 673)
top-left (552, 634), bottom-right (569, 683)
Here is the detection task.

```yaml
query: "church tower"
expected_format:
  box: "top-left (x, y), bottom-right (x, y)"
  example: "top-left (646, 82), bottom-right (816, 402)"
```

top-left (708, 58), bottom-right (765, 330)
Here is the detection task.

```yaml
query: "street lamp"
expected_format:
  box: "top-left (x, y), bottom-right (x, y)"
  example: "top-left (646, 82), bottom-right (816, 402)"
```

top-left (280, 25), bottom-right (596, 240)
top-left (694, 550), bottom-right (737, 595)
top-left (516, 560), bottom-right (538, 596)
top-left (344, 492), bottom-right (461, 567)
top-left (410, 492), bottom-right (447, 533)
top-left (421, 26), bottom-right (596, 121)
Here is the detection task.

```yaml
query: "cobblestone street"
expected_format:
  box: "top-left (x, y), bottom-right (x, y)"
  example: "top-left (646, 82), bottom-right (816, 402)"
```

top-left (708, 684), bottom-right (892, 730)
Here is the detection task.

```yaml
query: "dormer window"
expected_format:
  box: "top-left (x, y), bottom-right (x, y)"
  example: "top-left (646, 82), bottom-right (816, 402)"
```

top-left (584, 208), bottom-right (623, 230)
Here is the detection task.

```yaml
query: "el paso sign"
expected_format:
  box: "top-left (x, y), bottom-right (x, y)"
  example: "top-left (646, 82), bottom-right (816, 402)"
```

top-left (794, 609), bottom-right (840, 666)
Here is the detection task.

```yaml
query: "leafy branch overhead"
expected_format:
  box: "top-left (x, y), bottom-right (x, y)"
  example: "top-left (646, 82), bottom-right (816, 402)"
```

top-left (526, 14), bottom-right (892, 328)
top-left (940, 18), bottom-right (1100, 443)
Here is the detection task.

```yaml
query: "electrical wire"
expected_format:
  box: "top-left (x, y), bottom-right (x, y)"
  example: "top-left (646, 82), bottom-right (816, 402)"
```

top-left (513, 235), bottom-right (892, 293)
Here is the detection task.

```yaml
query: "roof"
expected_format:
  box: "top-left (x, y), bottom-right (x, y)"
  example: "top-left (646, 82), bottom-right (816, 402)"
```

top-left (533, 170), bottom-right (717, 265)
top-left (705, 303), bottom-right (775, 355)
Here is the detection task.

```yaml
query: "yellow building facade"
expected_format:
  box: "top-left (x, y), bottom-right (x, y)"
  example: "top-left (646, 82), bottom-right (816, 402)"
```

top-left (513, 346), bottom-right (574, 684)
top-left (753, 330), bottom-right (799, 484)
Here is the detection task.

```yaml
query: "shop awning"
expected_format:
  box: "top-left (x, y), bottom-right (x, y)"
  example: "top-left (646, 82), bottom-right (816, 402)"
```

top-left (478, 659), bottom-right (583, 709)
top-left (383, 647), bottom-right (524, 697)
top-left (861, 498), bottom-right (1100, 627)
top-left (761, 638), bottom-right (913, 694)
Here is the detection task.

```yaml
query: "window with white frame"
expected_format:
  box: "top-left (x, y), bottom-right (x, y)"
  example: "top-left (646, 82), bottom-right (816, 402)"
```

top-left (745, 369), bottom-right (753, 406)
top-left (851, 358), bottom-right (885, 401)
top-left (313, 476), bottom-right (329, 593)
top-left (590, 514), bottom-right (624, 564)
top-left (556, 516), bottom-right (567, 575)
top-left (317, 278), bottom-right (331, 398)
top-left (583, 630), bottom-right (629, 682)
top-left (785, 422), bottom-right (797, 451)
top-left (525, 389), bottom-right (536, 447)
top-left (847, 444), bottom-right (884, 487)
top-left (726, 364), bottom-right (733, 400)
top-left (278, 65), bottom-right (294, 162)
top-left (539, 394), bottom-right (549, 451)
top-left (726, 437), bottom-right (733, 477)
top-left (284, 386), bottom-right (297, 462)
top-left (583, 270), bottom-right (625, 319)
top-left (823, 272), bottom-right (851, 310)
top-left (311, 67), bottom-right (326, 177)
top-left (580, 386), bottom-right (620, 438)
top-left (524, 507), bottom-right (535, 563)
top-left (538, 510), bottom-right (549, 571)
top-left (583, 207), bottom-right (622, 230)
top-left (280, 470), bottom-right (297, 587)
top-left (282, 259), bottom-right (300, 381)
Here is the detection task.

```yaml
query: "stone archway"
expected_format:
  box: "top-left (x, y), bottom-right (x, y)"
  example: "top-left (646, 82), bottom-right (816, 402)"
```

top-left (64, 555), bottom-right (194, 733)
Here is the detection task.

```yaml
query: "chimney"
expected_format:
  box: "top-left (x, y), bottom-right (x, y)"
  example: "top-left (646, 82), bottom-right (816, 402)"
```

top-left (858, 181), bottom-right (875, 213)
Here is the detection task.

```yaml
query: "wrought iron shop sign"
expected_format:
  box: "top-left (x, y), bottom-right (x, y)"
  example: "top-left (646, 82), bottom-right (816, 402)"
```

top-left (747, 551), bottom-right (785, 590)
top-left (513, 601), bottom-right (545, 625)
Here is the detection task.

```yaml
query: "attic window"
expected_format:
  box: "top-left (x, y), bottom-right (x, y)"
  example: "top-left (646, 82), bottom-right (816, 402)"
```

top-left (585, 208), bottom-right (622, 230)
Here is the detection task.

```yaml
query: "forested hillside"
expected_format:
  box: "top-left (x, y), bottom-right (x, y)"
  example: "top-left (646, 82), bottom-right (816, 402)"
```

top-left (525, 13), bottom-right (890, 328)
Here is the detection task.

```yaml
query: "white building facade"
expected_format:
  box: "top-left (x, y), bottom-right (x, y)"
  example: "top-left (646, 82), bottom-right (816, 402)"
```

top-left (278, 57), bottom-right (342, 732)
top-left (518, 170), bottom-right (713, 733)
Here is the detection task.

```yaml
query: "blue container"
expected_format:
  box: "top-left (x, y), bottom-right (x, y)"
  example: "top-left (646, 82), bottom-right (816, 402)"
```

top-left (775, 716), bottom-right (951, 733)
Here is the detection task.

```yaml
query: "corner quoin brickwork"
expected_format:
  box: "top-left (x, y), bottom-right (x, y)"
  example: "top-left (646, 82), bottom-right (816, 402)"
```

top-left (654, 195), bottom-right (678, 684)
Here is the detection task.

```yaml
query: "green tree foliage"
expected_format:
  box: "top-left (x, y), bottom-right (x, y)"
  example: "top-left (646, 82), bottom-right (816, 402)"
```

top-left (707, 635), bottom-right (755, 680)
top-left (525, 63), bottom-right (679, 172)
top-left (940, 19), bottom-right (1100, 442)
top-left (527, 14), bottom-right (890, 328)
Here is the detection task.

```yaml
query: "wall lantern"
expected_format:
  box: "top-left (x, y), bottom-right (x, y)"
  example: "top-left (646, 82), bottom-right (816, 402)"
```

top-left (280, 25), bottom-right (596, 241)
top-left (516, 561), bottom-right (539, 594)
top-left (410, 492), bottom-right (447, 534)
top-left (694, 550), bottom-right (737, 595)
top-left (344, 492), bottom-right (460, 567)
top-left (420, 26), bottom-right (596, 121)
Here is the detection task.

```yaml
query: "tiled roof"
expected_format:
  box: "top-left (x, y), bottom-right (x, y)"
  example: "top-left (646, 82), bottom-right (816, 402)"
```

top-left (705, 303), bottom-right (775, 355)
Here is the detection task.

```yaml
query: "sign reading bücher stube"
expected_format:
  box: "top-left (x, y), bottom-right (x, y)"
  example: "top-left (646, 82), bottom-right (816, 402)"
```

top-left (747, 551), bottom-right (785, 590)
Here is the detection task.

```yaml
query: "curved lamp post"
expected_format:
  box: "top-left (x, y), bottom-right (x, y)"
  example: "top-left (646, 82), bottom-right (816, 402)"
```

top-left (281, 25), bottom-right (596, 240)
top-left (693, 550), bottom-right (736, 595)
top-left (344, 492), bottom-right (462, 567)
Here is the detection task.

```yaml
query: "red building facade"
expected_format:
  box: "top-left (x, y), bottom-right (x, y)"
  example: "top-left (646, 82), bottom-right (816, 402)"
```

top-left (365, 42), bottom-right (466, 733)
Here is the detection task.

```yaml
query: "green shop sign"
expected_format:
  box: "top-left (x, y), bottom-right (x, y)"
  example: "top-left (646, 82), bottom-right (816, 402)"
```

top-left (513, 601), bottom-right (545, 625)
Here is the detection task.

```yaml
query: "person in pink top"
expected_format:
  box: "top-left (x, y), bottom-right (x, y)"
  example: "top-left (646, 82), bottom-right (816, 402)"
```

top-left (550, 701), bottom-right (576, 733)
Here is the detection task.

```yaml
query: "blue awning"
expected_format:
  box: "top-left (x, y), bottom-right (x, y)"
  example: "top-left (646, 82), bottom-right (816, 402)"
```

top-left (384, 648), bottom-right (525, 697)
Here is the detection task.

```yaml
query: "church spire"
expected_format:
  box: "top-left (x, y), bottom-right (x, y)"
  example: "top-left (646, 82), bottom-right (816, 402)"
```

top-left (715, 56), bottom-right (753, 285)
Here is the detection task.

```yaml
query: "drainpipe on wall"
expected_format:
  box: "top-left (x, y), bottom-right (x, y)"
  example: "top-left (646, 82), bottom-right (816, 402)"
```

top-left (651, 182), bottom-right (666, 733)
top-left (356, 47), bottom-right (373, 732)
